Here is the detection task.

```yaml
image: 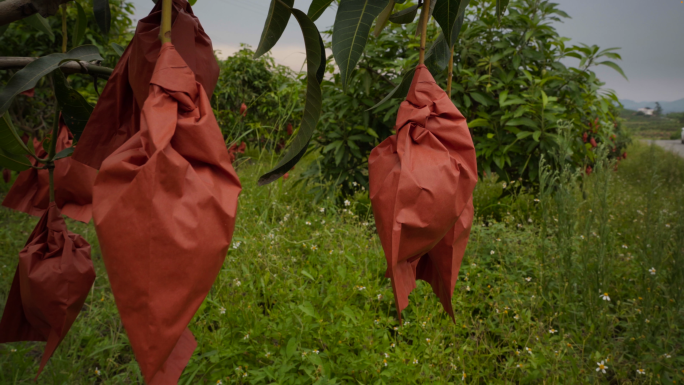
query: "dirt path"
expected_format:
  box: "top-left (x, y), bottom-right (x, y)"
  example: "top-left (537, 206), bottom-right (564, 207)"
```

top-left (647, 140), bottom-right (684, 158)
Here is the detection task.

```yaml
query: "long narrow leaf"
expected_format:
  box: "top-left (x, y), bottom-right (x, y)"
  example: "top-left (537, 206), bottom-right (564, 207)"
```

top-left (0, 148), bottom-right (31, 171)
top-left (258, 8), bottom-right (323, 185)
top-left (433, 0), bottom-right (469, 46)
top-left (367, 67), bottom-right (415, 111)
top-left (24, 13), bottom-right (55, 41)
top-left (414, 0), bottom-right (436, 37)
top-left (373, 0), bottom-right (395, 37)
top-left (92, 0), bottom-right (111, 38)
top-left (0, 114), bottom-right (30, 156)
top-left (52, 70), bottom-right (94, 141)
top-left (332, 0), bottom-right (389, 91)
top-left (72, 2), bottom-right (87, 47)
top-left (254, 0), bottom-right (295, 59)
top-left (598, 61), bottom-right (628, 80)
top-left (0, 45), bottom-right (102, 117)
top-left (388, 4), bottom-right (418, 24)
top-left (307, 0), bottom-right (334, 22)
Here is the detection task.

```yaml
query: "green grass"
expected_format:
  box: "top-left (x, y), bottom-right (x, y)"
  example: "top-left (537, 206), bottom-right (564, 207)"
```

top-left (620, 109), bottom-right (682, 140)
top-left (0, 141), bottom-right (683, 384)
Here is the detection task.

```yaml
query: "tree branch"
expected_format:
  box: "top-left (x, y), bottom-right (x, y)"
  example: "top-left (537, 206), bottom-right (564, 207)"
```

top-left (0, 0), bottom-right (71, 27)
top-left (0, 57), bottom-right (113, 78)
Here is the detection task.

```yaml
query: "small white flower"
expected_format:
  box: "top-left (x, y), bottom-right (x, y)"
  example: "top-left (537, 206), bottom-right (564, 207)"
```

top-left (390, 343), bottom-right (395, 348)
top-left (10, 349), bottom-right (17, 353)
top-left (502, 182), bottom-right (507, 188)
top-left (649, 267), bottom-right (656, 275)
top-left (527, 218), bottom-right (533, 223)
top-left (233, 241), bottom-right (241, 249)
top-left (525, 277), bottom-right (532, 282)
top-left (362, 222), bottom-right (369, 226)
top-left (243, 334), bottom-right (249, 340)
top-left (404, 321), bottom-right (410, 326)
top-left (636, 368), bottom-right (645, 375)
top-left (412, 359), bottom-right (418, 364)
top-left (664, 354), bottom-right (671, 358)
top-left (311, 245), bottom-right (318, 251)
top-left (600, 293), bottom-right (610, 301)
top-left (425, 338), bottom-right (431, 344)
top-left (466, 286), bottom-right (470, 291)
top-left (665, 224), bottom-right (670, 228)
top-left (219, 307), bottom-right (226, 315)
top-left (94, 367), bottom-right (101, 376)
top-left (377, 294), bottom-right (383, 300)
top-left (242, 372), bottom-right (248, 377)
top-left (525, 347), bottom-right (532, 355)
top-left (421, 322), bottom-right (427, 327)
top-left (515, 350), bottom-right (520, 355)
top-left (384, 352), bottom-right (389, 358)
top-left (313, 350), bottom-right (319, 354)
top-left (344, 200), bottom-right (351, 206)
top-left (216, 380), bottom-right (223, 385)
top-left (514, 314), bottom-right (519, 320)
top-left (462, 372), bottom-right (466, 381)
top-left (622, 244), bottom-right (628, 249)
top-left (580, 235), bottom-right (585, 240)
top-left (265, 352), bottom-right (271, 358)
top-left (306, 221), bottom-right (311, 225)
top-left (320, 208), bottom-right (325, 213)
top-left (534, 198), bottom-right (540, 202)
top-left (549, 328), bottom-right (557, 334)
top-left (352, 182), bottom-right (357, 186)
top-left (496, 238), bottom-right (501, 242)
top-left (321, 220), bottom-right (326, 224)
top-left (383, 359), bottom-right (388, 366)
top-left (374, 319), bottom-right (379, 324)
top-left (596, 361), bottom-right (608, 373)
top-left (490, 250), bottom-right (495, 255)
top-left (234, 278), bottom-right (241, 287)
top-left (357, 286), bottom-right (366, 291)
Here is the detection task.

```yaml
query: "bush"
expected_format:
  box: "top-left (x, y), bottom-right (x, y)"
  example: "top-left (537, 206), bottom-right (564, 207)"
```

top-left (305, 0), bottom-right (630, 199)
top-left (212, 46), bottom-right (304, 152)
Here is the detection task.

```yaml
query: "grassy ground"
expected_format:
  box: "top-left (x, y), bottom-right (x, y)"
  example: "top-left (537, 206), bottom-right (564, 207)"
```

top-left (0, 141), bottom-right (683, 384)
top-left (620, 109), bottom-right (682, 140)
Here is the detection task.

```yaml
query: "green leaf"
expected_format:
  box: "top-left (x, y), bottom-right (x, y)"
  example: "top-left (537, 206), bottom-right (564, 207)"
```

top-left (307, 0), bottom-right (333, 22)
top-left (110, 42), bottom-right (125, 57)
top-left (72, 2), bottom-right (87, 47)
top-left (53, 147), bottom-right (74, 160)
top-left (258, 8), bottom-right (323, 185)
top-left (541, 90), bottom-right (548, 109)
top-left (470, 92), bottom-right (492, 106)
top-left (0, 148), bottom-right (31, 171)
top-left (332, 0), bottom-right (389, 91)
top-left (24, 14), bottom-right (54, 41)
top-left (496, 0), bottom-right (509, 23)
top-left (52, 70), bottom-right (94, 141)
top-left (0, 45), bottom-right (102, 118)
top-left (298, 301), bottom-right (316, 317)
top-left (367, 67), bottom-right (415, 111)
top-left (506, 117), bottom-right (538, 129)
top-left (188, 0), bottom-right (197, 5)
top-left (424, 33), bottom-right (449, 73)
top-left (301, 269), bottom-right (315, 281)
top-left (532, 130), bottom-right (542, 142)
top-left (286, 337), bottom-right (297, 358)
top-left (373, 0), bottom-right (395, 37)
top-left (92, 0), bottom-right (111, 38)
top-left (0, 114), bottom-right (30, 156)
top-left (433, 0), bottom-right (469, 47)
top-left (597, 61), bottom-right (628, 80)
top-left (254, 0), bottom-right (295, 59)
top-left (468, 118), bottom-right (489, 128)
top-left (389, 4), bottom-right (418, 24)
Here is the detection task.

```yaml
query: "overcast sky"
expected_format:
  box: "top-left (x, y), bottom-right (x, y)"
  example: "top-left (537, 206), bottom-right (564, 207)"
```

top-left (128, 0), bottom-right (684, 102)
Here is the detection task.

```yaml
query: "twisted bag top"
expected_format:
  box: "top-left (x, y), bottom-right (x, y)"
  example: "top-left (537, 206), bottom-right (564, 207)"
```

top-left (0, 202), bottom-right (95, 379)
top-left (92, 43), bottom-right (241, 385)
top-left (2, 119), bottom-right (97, 223)
top-left (72, 0), bottom-right (219, 170)
top-left (369, 65), bottom-right (478, 321)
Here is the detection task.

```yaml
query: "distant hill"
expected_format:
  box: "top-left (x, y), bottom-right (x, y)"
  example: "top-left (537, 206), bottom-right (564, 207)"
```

top-left (619, 98), bottom-right (684, 114)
